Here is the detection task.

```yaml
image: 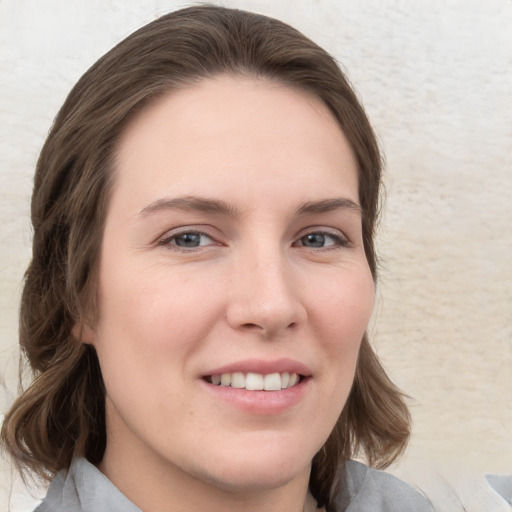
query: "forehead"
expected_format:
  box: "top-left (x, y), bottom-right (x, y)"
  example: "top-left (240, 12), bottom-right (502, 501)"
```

top-left (111, 75), bottom-right (359, 214)
top-left (118, 75), bottom-right (346, 150)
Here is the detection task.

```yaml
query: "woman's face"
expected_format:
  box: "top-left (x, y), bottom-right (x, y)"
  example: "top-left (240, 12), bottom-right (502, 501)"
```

top-left (85, 76), bottom-right (374, 494)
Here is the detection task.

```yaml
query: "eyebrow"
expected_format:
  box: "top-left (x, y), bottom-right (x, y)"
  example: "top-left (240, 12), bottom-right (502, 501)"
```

top-left (139, 195), bottom-right (361, 219)
top-left (139, 196), bottom-right (241, 218)
top-left (295, 197), bottom-right (361, 215)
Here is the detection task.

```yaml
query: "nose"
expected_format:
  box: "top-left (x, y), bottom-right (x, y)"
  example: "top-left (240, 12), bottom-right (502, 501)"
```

top-left (225, 246), bottom-right (307, 338)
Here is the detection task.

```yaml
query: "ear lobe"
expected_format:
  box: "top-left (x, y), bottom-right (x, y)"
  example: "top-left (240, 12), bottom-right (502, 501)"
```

top-left (72, 321), bottom-right (96, 345)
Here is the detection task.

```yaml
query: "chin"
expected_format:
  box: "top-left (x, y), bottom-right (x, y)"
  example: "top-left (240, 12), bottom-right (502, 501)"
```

top-left (191, 436), bottom-right (315, 492)
top-left (200, 462), bottom-right (310, 493)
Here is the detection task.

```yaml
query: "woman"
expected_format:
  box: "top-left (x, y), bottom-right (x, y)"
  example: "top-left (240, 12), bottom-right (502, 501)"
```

top-left (1, 6), bottom-right (433, 512)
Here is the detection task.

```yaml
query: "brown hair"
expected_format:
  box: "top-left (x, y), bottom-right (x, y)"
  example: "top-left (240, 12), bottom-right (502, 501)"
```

top-left (1, 5), bottom-right (410, 510)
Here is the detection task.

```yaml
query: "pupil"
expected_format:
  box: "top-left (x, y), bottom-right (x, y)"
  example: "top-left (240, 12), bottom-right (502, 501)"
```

top-left (304, 233), bottom-right (324, 247)
top-left (176, 233), bottom-right (200, 247)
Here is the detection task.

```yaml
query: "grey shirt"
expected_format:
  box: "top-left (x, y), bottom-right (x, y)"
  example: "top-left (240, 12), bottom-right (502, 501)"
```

top-left (36, 457), bottom-right (434, 511)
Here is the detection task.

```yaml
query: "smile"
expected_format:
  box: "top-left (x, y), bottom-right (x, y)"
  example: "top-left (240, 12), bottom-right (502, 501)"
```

top-left (205, 372), bottom-right (301, 391)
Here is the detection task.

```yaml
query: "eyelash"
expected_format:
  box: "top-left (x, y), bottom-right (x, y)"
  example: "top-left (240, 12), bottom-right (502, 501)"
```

top-left (294, 229), bottom-right (350, 250)
top-left (157, 227), bottom-right (351, 252)
top-left (157, 230), bottom-right (217, 251)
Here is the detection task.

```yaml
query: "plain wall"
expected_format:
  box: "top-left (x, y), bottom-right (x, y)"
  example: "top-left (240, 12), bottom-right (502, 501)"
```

top-left (1, 1), bottom-right (511, 510)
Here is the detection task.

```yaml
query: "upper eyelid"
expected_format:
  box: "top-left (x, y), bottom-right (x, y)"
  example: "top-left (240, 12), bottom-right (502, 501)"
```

top-left (296, 226), bottom-right (350, 241)
top-left (155, 225), bottom-right (220, 243)
top-left (153, 225), bottom-right (352, 246)
top-left (156, 231), bottom-right (220, 252)
top-left (166, 231), bottom-right (213, 241)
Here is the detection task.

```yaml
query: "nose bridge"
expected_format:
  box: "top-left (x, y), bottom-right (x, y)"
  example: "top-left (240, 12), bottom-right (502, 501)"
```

top-left (226, 236), bottom-right (304, 335)
top-left (249, 242), bottom-right (293, 301)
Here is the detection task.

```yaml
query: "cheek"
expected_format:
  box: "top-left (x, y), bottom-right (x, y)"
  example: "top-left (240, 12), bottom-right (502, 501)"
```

top-left (310, 264), bottom-right (374, 398)
top-left (93, 261), bottom-right (225, 373)
top-left (92, 267), bottom-right (223, 425)
top-left (314, 265), bottom-right (375, 343)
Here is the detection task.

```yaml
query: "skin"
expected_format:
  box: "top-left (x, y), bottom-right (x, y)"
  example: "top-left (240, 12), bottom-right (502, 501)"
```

top-left (79, 76), bottom-right (375, 512)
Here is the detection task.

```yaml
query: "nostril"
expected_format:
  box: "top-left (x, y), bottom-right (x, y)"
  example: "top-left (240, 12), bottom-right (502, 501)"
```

top-left (241, 323), bottom-right (264, 332)
top-left (242, 322), bottom-right (296, 329)
top-left (239, 321), bottom-right (298, 339)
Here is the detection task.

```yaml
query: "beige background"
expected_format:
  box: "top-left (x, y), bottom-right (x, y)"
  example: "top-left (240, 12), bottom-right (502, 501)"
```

top-left (1, 1), bottom-right (511, 510)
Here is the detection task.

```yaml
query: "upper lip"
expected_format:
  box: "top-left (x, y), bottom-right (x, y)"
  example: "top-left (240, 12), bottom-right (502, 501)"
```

top-left (203, 358), bottom-right (312, 377)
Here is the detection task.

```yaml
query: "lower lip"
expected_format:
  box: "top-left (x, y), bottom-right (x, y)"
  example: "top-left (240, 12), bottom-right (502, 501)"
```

top-left (200, 378), bottom-right (309, 415)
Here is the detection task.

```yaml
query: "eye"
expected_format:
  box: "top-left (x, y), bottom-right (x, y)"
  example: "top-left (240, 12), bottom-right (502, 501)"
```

top-left (159, 231), bottom-right (215, 249)
top-left (295, 231), bottom-right (348, 249)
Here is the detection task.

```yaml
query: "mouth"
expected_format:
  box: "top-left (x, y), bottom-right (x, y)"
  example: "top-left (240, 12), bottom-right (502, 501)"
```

top-left (201, 361), bottom-right (311, 413)
top-left (204, 371), bottom-right (305, 391)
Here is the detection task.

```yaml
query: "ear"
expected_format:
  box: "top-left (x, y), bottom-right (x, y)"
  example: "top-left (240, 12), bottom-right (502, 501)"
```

top-left (72, 320), bottom-right (96, 345)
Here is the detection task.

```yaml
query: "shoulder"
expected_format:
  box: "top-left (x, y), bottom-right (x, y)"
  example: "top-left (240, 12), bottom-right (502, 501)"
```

top-left (333, 460), bottom-right (434, 512)
top-left (34, 457), bottom-right (141, 512)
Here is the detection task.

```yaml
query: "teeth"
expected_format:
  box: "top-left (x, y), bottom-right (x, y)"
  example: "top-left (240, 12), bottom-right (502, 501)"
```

top-left (263, 373), bottom-right (281, 391)
top-left (231, 372), bottom-right (246, 388)
top-left (245, 372), bottom-right (264, 390)
top-left (209, 371), bottom-right (301, 390)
